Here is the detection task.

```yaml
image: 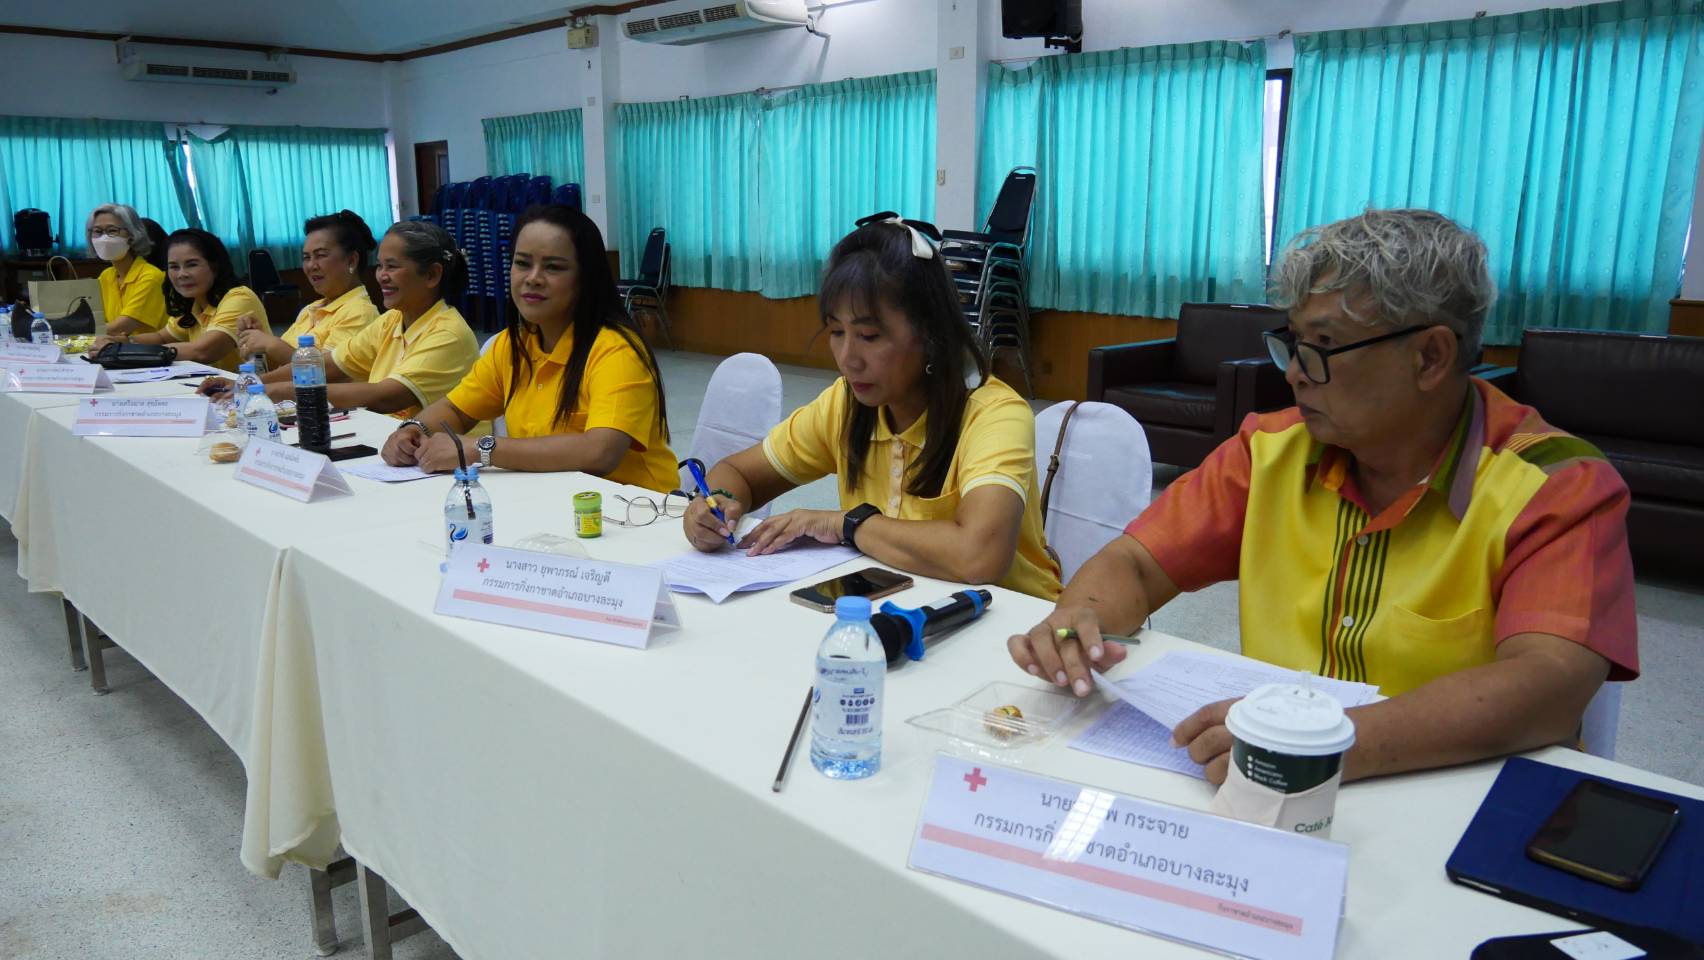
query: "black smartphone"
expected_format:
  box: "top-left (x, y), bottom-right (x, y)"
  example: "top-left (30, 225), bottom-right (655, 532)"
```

top-left (788, 567), bottom-right (913, 612)
top-left (1526, 779), bottom-right (1681, 891)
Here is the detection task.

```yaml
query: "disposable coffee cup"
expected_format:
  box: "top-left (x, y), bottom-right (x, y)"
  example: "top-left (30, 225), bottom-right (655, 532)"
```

top-left (1210, 680), bottom-right (1356, 838)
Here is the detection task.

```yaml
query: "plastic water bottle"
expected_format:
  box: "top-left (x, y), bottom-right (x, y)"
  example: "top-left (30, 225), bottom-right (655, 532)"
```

top-left (810, 596), bottom-right (885, 779)
top-left (232, 362), bottom-right (260, 415)
top-left (292, 334), bottom-right (331, 454)
top-left (0, 306), bottom-right (13, 344)
top-left (443, 464), bottom-right (494, 555)
top-left (30, 310), bottom-right (52, 345)
top-left (241, 384), bottom-right (280, 443)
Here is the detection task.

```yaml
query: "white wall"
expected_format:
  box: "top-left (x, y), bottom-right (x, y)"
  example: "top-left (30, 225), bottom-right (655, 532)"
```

top-left (617, 0), bottom-right (935, 102)
top-left (0, 35), bottom-right (388, 128)
top-left (987, 0), bottom-right (1593, 68)
top-left (390, 28), bottom-right (586, 202)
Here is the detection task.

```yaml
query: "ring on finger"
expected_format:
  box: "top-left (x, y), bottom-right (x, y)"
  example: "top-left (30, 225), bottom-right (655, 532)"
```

top-left (1055, 626), bottom-right (1080, 643)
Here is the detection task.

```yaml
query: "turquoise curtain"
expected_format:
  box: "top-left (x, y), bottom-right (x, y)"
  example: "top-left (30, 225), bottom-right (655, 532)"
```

top-left (171, 124), bottom-right (392, 267)
top-left (0, 116), bottom-right (193, 254)
top-left (483, 108), bottom-right (585, 188)
top-left (616, 94), bottom-right (763, 291)
top-left (1279, 0), bottom-right (1704, 344)
top-left (757, 71), bottom-right (937, 298)
top-left (980, 42), bottom-right (1269, 318)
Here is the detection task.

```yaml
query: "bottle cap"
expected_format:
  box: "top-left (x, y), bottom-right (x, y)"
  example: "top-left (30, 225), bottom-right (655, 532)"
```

top-left (834, 596), bottom-right (872, 620)
top-left (452, 467), bottom-right (466, 482)
top-left (247, 383), bottom-right (264, 394)
top-left (1224, 681), bottom-right (1356, 757)
top-left (464, 463), bottom-right (479, 481)
top-left (238, 362), bottom-right (256, 373)
top-left (297, 335), bottom-right (316, 347)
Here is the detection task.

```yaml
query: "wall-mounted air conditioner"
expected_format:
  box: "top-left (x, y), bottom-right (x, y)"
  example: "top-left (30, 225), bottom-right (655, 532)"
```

top-left (621, 0), bottom-right (812, 45)
top-left (121, 57), bottom-right (297, 88)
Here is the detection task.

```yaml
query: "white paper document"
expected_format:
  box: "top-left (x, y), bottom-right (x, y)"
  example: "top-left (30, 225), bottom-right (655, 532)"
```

top-left (657, 542), bottom-right (860, 603)
top-left (107, 361), bottom-right (225, 384)
top-left (1072, 651), bottom-right (1379, 776)
top-left (342, 458), bottom-right (435, 483)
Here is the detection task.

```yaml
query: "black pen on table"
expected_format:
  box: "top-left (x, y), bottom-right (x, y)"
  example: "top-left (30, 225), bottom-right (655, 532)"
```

top-left (772, 687), bottom-right (813, 793)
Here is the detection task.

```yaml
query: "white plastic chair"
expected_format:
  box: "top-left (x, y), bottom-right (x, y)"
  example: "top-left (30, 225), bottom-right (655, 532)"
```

top-left (1033, 401), bottom-right (1153, 583)
top-left (684, 353), bottom-right (783, 517)
top-left (1580, 681), bottom-right (1623, 760)
top-left (480, 333), bottom-right (507, 438)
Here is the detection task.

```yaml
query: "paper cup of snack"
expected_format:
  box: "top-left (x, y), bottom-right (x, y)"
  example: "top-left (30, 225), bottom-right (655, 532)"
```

top-left (1209, 681), bottom-right (1355, 839)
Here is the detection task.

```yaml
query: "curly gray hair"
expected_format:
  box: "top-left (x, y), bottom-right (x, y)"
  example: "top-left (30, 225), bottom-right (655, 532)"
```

top-left (1268, 209), bottom-right (1495, 370)
top-left (85, 203), bottom-right (153, 257)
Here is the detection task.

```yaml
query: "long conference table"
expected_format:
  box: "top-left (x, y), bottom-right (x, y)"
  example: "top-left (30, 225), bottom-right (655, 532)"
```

top-left (5, 375), bottom-right (1700, 960)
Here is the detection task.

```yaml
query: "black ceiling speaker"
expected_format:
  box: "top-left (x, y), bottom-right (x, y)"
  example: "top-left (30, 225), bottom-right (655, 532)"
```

top-left (1001, 0), bottom-right (1083, 53)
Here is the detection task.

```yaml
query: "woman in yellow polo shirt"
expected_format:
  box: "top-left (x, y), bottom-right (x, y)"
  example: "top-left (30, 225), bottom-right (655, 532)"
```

top-left (252, 220), bottom-right (478, 417)
top-left (379, 204), bottom-right (677, 491)
top-left (236, 210), bottom-right (379, 368)
top-left (86, 204), bottom-right (167, 335)
top-left (87, 229), bottom-right (261, 371)
top-left (681, 218), bottom-right (1062, 600)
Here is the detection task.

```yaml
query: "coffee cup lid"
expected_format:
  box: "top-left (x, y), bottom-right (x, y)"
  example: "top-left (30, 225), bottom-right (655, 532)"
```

top-left (1225, 681), bottom-right (1356, 756)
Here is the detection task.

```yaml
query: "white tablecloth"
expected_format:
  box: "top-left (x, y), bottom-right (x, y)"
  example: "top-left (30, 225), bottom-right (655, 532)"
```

top-left (272, 510), bottom-right (1704, 960)
top-left (0, 381), bottom-right (187, 524)
top-left (11, 402), bottom-right (628, 876)
top-left (12, 389), bottom-right (1701, 957)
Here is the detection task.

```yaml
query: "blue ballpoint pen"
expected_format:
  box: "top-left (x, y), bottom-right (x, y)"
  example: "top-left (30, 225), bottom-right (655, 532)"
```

top-left (686, 459), bottom-right (739, 546)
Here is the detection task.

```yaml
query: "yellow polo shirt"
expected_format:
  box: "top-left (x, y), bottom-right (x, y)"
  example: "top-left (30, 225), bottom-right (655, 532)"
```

top-left (97, 258), bottom-right (167, 331)
top-left (762, 377), bottom-right (1062, 600)
top-left (446, 325), bottom-right (679, 492)
top-left (161, 285), bottom-right (263, 372)
top-left (280, 285), bottom-right (378, 356)
top-left (333, 299), bottom-right (479, 419)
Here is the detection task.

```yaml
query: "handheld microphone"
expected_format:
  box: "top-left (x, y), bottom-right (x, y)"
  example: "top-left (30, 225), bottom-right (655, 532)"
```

top-left (869, 589), bottom-right (993, 665)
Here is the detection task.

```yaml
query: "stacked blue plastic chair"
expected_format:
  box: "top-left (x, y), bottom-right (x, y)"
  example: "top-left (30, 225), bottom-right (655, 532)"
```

top-left (490, 174), bottom-right (531, 308)
top-left (524, 176), bottom-right (552, 209)
top-left (460, 177), bottom-right (492, 315)
top-left (551, 183), bottom-right (583, 211)
top-left (426, 183), bottom-right (453, 228)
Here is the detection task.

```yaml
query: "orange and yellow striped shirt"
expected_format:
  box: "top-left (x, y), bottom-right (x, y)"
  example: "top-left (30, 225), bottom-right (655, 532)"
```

top-left (1127, 378), bottom-right (1638, 696)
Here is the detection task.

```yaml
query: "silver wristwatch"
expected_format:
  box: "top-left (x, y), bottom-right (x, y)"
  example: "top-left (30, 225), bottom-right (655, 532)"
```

top-left (399, 418), bottom-right (429, 436)
top-left (477, 434), bottom-right (496, 468)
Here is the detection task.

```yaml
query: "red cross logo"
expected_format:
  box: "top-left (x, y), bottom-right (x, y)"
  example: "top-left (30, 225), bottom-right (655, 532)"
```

top-left (963, 767), bottom-right (988, 792)
top-left (476, 558), bottom-right (490, 573)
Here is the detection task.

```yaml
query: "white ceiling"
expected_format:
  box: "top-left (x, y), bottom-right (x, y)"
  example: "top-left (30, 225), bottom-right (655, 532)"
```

top-left (9, 0), bottom-right (598, 56)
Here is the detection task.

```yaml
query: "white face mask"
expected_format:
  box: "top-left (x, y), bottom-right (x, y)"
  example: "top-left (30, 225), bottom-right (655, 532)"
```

top-left (91, 235), bottom-right (130, 261)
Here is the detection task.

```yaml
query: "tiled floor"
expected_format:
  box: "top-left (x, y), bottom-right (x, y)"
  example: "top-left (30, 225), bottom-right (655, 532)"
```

top-left (1, 350), bottom-right (1698, 959)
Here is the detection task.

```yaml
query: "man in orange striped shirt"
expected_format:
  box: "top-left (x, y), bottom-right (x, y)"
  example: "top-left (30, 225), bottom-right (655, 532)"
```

top-left (1010, 209), bottom-right (1637, 784)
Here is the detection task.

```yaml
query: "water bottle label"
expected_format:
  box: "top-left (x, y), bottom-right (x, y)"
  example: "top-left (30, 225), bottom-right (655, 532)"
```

top-left (292, 368), bottom-right (327, 387)
top-left (814, 663), bottom-right (882, 739)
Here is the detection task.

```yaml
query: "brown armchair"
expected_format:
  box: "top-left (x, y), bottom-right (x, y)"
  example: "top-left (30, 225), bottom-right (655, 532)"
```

top-left (1504, 328), bottom-right (1704, 579)
top-left (1087, 302), bottom-right (1290, 467)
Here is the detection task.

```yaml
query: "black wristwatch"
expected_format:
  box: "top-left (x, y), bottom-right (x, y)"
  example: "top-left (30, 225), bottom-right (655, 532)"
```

top-left (842, 503), bottom-right (880, 547)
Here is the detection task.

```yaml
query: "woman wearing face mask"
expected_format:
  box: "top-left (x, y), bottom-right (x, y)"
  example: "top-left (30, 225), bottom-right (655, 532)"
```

top-left (86, 204), bottom-right (167, 336)
top-left (380, 205), bottom-right (678, 489)
top-left (249, 220), bottom-right (478, 417)
top-left (682, 219), bottom-right (1062, 599)
top-left (86, 229), bottom-right (261, 371)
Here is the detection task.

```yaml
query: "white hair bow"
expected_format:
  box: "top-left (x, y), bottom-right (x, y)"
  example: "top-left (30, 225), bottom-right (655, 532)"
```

top-left (879, 216), bottom-right (935, 260)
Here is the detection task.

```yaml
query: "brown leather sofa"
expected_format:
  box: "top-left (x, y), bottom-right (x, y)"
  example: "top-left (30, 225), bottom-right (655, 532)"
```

top-left (1087, 302), bottom-right (1289, 467)
top-left (1506, 329), bottom-right (1704, 578)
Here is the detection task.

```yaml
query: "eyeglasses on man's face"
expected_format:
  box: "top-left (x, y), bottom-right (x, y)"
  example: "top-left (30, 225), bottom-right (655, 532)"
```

top-left (1263, 324), bottom-right (1450, 385)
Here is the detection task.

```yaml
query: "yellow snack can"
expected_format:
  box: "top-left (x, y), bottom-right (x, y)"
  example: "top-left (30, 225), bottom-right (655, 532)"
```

top-left (574, 491), bottom-right (603, 538)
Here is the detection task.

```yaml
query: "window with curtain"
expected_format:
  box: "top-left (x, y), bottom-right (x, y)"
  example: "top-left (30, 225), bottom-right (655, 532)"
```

top-left (483, 108), bottom-right (585, 189)
top-left (979, 42), bottom-right (1270, 319)
top-left (0, 115), bottom-right (192, 254)
top-left (1278, 0), bottom-right (1704, 344)
top-left (175, 124), bottom-right (394, 268)
top-left (616, 70), bottom-right (938, 298)
top-left (757, 70), bottom-right (937, 298)
top-left (617, 94), bottom-right (763, 292)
